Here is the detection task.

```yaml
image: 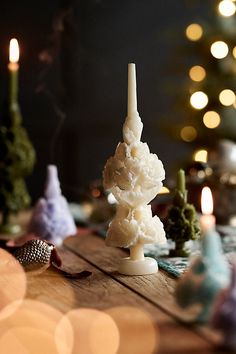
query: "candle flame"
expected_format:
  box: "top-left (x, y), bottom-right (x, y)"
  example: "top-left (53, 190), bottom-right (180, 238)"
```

top-left (201, 186), bottom-right (213, 215)
top-left (9, 38), bottom-right (19, 63)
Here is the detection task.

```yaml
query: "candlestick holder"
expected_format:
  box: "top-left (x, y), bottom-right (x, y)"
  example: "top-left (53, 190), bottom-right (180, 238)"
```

top-left (165, 169), bottom-right (201, 257)
top-left (0, 100), bottom-right (35, 235)
top-left (175, 228), bottom-right (230, 323)
top-left (103, 64), bottom-right (166, 275)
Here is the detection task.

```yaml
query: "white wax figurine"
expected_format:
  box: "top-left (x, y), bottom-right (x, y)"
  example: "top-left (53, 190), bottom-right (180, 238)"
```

top-left (103, 63), bottom-right (166, 275)
top-left (29, 165), bottom-right (77, 245)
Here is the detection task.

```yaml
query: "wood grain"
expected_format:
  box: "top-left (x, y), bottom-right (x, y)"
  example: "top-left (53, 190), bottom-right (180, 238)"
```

top-left (64, 234), bottom-right (196, 319)
top-left (0, 212), bottom-right (223, 353)
top-left (25, 247), bottom-right (212, 354)
top-left (64, 234), bottom-right (221, 343)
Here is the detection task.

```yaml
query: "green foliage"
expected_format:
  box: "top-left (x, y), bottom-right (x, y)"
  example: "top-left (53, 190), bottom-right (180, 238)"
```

top-left (0, 101), bottom-right (35, 217)
top-left (165, 189), bottom-right (201, 251)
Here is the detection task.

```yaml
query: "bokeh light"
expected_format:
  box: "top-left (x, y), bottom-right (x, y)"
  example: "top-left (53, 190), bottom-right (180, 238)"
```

top-left (189, 65), bottom-right (206, 82)
top-left (57, 308), bottom-right (119, 354)
top-left (180, 126), bottom-right (197, 142)
top-left (194, 149), bottom-right (208, 163)
top-left (91, 188), bottom-right (101, 198)
top-left (203, 111), bottom-right (221, 129)
top-left (106, 306), bottom-right (159, 354)
top-left (107, 192), bottom-right (117, 204)
top-left (233, 46), bottom-right (236, 58)
top-left (0, 248), bottom-right (26, 320)
top-left (158, 186), bottom-right (170, 194)
top-left (219, 89), bottom-right (235, 106)
top-left (210, 41), bottom-right (229, 59)
top-left (190, 91), bottom-right (208, 109)
top-left (0, 327), bottom-right (58, 354)
top-left (185, 24), bottom-right (203, 41)
top-left (0, 299), bottom-right (73, 354)
top-left (218, 0), bottom-right (236, 17)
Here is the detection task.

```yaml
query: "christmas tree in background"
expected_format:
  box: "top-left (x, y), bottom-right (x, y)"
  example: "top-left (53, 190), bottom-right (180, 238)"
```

top-left (162, 0), bottom-right (236, 224)
top-left (171, 0), bottom-right (236, 161)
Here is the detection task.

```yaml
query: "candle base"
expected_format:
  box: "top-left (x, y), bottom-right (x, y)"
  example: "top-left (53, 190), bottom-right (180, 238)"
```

top-left (118, 257), bottom-right (158, 275)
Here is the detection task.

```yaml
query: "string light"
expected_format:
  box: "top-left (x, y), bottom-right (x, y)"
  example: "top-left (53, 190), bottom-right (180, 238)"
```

top-left (189, 66), bottom-right (206, 82)
top-left (194, 149), bottom-right (208, 163)
top-left (107, 193), bottom-right (117, 204)
top-left (158, 186), bottom-right (170, 194)
top-left (219, 89), bottom-right (235, 106)
top-left (190, 91), bottom-right (208, 109)
top-left (210, 41), bottom-right (229, 59)
top-left (218, 0), bottom-right (236, 17)
top-left (185, 24), bottom-right (203, 41)
top-left (180, 126), bottom-right (197, 142)
top-left (203, 111), bottom-right (221, 129)
top-left (91, 188), bottom-right (101, 198)
top-left (233, 46), bottom-right (236, 58)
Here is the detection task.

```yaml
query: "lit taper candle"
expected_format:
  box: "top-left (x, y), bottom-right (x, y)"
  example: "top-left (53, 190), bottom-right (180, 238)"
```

top-left (8, 38), bottom-right (19, 104)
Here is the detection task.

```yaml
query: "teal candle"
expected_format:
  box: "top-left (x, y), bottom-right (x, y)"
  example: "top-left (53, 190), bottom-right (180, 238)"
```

top-left (8, 38), bottom-right (19, 104)
top-left (177, 169), bottom-right (185, 194)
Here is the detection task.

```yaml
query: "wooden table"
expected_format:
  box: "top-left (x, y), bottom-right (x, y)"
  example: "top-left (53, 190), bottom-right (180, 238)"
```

top-left (1, 213), bottom-right (226, 354)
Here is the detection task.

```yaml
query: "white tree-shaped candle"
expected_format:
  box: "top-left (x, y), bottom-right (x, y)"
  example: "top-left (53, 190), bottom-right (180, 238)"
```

top-left (103, 63), bottom-right (166, 275)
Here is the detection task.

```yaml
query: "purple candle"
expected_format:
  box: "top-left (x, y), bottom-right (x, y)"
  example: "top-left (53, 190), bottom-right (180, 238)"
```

top-left (29, 165), bottom-right (77, 245)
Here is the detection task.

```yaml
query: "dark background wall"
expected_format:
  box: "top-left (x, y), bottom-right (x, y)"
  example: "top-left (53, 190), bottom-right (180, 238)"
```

top-left (0, 0), bottom-right (207, 202)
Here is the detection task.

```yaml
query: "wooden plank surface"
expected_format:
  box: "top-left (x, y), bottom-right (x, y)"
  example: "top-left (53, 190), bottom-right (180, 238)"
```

top-left (64, 234), bottom-right (221, 344)
top-left (25, 247), bottom-right (212, 354)
top-left (0, 211), bottom-right (224, 353)
top-left (63, 234), bottom-right (200, 320)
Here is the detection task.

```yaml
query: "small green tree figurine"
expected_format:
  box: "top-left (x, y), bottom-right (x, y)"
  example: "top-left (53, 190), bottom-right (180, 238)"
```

top-left (165, 169), bottom-right (200, 257)
top-left (0, 47), bottom-right (35, 234)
